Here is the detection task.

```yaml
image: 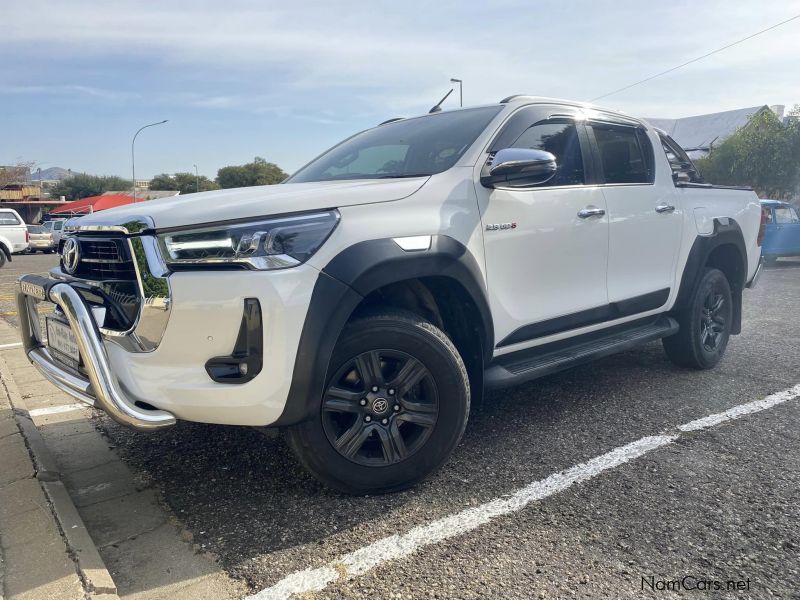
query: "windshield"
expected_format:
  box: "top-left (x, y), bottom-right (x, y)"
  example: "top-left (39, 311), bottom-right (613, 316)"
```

top-left (28, 225), bottom-right (45, 233)
top-left (288, 106), bottom-right (502, 183)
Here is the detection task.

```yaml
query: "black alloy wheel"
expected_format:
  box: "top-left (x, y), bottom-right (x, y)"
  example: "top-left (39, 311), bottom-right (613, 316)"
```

top-left (321, 349), bottom-right (439, 467)
top-left (699, 289), bottom-right (726, 352)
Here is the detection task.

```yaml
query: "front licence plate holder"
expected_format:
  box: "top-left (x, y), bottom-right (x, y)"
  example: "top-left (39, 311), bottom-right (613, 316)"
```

top-left (46, 317), bottom-right (81, 368)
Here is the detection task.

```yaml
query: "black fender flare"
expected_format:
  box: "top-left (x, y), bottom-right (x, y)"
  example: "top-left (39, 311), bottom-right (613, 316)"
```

top-left (274, 235), bottom-right (493, 426)
top-left (673, 218), bottom-right (747, 334)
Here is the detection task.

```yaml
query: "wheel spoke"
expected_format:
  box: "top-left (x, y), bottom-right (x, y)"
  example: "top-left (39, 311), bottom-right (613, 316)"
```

top-left (323, 386), bottom-right (362, 413)
top-left (355, 351), bottom-right (384, 389)
top-left (397, 407), bottom-right (437, 428)
top-left (700, 324), bottom-right (711, 347)
top-left (335, 421), bottom-right (373, 458)
top-left (389, 357), bottom-right (428, 394)
top-left (709, 294), bottom-right (724, 313)
top-left (377, 421), bottom-right (407, 463)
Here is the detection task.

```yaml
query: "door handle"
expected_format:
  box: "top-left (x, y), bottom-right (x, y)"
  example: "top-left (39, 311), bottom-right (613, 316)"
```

top-left (655, 203), bottom-right (676, 213)
top-left (578, 206), bottom-right (605, 219)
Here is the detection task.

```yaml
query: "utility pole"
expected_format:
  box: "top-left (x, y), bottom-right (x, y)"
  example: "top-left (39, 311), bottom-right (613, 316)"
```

top-left (193, 164), bottom-right (199, 193)
top-left (131, 120), bottom-right (168, 203)
top-left (450, 78), bottom-right (463, 107)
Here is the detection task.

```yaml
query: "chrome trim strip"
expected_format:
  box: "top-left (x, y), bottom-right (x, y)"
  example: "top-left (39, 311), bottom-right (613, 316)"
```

top-left (16, 277), bottom-right (176, 431)
top-left (64, 216), bottom-right (154, 235)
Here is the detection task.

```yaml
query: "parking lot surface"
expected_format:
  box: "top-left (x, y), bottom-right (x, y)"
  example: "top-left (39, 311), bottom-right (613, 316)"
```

top-left (3, 254), bottom-right (799, 598)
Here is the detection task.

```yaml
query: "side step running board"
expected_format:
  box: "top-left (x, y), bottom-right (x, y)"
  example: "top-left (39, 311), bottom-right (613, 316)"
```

top-left (485, 316), bottom-right (679, 390)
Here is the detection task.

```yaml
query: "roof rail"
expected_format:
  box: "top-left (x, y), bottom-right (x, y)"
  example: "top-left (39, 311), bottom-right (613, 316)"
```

top-left (378, 117), bottom-right (404, 126)
top-left (499, 94), bottom-right (538, 103)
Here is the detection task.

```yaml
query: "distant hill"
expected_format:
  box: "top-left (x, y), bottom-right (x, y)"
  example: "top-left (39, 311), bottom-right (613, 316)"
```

top-left (31, 167), bottom-right (78, 181)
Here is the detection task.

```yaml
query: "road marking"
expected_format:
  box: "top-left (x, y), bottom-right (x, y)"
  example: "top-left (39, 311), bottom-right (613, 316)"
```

top-left (0, 342), bottom-right (23, 349)
top-left (28, 403), bottom-right (87, 417)
top-left (248, 383), bottom-right (800, 600)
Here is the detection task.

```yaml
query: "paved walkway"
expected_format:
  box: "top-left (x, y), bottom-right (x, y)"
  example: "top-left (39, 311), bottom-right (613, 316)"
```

top-left (0, 316), bottom-right (242, 600)
top-left (0, 326), bottom-right (88, 600)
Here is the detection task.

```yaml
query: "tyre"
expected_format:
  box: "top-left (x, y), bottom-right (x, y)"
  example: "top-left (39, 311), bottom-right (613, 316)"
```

top-left (286, 310), bottom-right (470, 494)
top-left (663, 268), bottom-right (732, 369)
top-left (0, 252), bottom-right (6, 269)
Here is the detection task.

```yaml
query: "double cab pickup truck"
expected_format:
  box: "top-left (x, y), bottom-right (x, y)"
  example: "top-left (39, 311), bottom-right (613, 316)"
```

top-left (17, 95), bottom-right (764, 494)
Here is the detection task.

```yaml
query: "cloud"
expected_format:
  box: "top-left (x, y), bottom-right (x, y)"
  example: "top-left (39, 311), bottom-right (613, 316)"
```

top-left (3, 0), bottom-right (800, 118)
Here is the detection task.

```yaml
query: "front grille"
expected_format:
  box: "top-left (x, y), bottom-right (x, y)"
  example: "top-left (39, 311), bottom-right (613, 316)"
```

top-left (59, 236), bottom-right (137, 281)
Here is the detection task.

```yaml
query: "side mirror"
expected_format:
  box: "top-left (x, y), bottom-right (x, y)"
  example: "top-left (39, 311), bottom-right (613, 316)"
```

top-left (480, 148), bottom-right (557, 188)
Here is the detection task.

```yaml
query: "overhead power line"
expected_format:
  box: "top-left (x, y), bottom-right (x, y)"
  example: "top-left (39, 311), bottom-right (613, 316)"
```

top-left (591, 13), bottom-right (800, 102)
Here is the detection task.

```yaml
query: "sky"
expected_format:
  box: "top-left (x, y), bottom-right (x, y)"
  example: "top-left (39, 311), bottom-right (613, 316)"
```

top-left (2, 0), bottom-right (799, 179)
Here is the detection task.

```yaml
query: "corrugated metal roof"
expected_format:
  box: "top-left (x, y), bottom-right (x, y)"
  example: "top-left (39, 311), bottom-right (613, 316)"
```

top-left (646, 105), bottom-right (768, 150)
top-left (50, 194), bottom-right (137, 215)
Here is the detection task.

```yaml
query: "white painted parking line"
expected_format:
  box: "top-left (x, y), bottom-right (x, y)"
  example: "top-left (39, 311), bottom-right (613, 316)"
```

top-left (0, 342), bottom-right (23, 349)
top-left (678, 383), bottom-right (800, 432)
top-left (28, 403), bottom-right (88, 417)
top-left (248, 384), bottom-right (800, 600)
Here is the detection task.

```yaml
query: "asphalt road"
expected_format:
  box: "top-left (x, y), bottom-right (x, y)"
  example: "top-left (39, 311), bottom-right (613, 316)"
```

top-left (4, 253), bottom-right (799, 598)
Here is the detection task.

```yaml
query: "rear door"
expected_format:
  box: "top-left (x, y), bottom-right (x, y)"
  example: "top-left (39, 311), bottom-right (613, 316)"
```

top-left (476, 105), bottom-right (609, 349)
top-left (587, 121), bottom-right (682, 310)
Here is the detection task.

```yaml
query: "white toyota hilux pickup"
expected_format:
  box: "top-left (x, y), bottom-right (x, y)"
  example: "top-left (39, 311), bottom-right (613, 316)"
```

top-left (17, 96), bottom-right (764, 494)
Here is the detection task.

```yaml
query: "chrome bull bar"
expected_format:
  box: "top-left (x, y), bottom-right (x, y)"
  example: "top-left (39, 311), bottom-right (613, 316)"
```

top-left (16, 274), bottom-right (176, 431)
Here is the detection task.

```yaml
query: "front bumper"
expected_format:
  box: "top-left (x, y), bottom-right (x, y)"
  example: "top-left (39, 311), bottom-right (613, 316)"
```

top-left (16, 274), bottom-right (176, 431)
top-left (28, 241), bottom-right (55, 250)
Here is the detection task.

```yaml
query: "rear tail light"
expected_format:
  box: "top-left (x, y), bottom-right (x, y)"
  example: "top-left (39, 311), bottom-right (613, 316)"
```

top-left (25, 230), bottom-right (29, 243)
top-left (757, 207), bottom-right (769, 246)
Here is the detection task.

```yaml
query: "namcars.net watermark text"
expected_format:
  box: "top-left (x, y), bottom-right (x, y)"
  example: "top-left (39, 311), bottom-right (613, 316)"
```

top-left (642, 575), bottom-right (751, 593)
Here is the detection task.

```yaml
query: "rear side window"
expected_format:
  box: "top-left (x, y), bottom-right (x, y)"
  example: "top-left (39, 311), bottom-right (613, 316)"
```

top-left (0, 212), bottom-right (21, 225)
top-left (775, 207), bottom-right (800, 224)
top-left (509, 122), bottom-right (584, 186)
top-left (591, 124), bottom-right (653, 184)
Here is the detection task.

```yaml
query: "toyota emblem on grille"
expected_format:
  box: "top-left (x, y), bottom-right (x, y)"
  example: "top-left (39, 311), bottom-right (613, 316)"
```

top-left (62, 237), bottom-right (81, 274)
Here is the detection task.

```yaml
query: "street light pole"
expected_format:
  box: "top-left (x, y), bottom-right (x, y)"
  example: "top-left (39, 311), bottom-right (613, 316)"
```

top-left (193, 164), bottom-right (199, 193)
top-left (450, 78), bottom-right (463, 107)
top-left (131, 120), bottom-right (168, 203)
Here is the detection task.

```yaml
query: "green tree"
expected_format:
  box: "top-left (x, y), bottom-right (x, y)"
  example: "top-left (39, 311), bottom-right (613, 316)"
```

top-left (216, 157), bottom-right (287, 189)
top-left (149, 173), bottom-right (178, 191)
top-left (150, 172), bottom-right (219, 194)
top-left (49, 174), bottom-right (133, 200)
top-left (695, 109), bottom-right (800, 199)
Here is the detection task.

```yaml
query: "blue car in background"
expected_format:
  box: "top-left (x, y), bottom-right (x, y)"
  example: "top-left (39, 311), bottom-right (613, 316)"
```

top-left (761, 200), bottom-right (800, 264)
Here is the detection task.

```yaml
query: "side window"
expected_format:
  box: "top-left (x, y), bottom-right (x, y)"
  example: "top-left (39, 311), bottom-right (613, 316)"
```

top-left (54, 221), bottom-right (63, 231)
top-left (0, 212), bottom-right (21, 226)
top-left (775, 207), bottom-right (800, 224)
top-left (509, 121), bottom-right (584, 186)
top-left (591, 124), bottom-right (653, 184)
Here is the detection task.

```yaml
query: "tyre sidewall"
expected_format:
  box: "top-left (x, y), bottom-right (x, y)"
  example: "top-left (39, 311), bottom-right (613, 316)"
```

top-left (288, 314), bottom-right (469, 494)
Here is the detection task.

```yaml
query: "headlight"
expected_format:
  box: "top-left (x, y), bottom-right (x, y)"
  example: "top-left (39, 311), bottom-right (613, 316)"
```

top-left (157, 210), bottom-right (339, 270)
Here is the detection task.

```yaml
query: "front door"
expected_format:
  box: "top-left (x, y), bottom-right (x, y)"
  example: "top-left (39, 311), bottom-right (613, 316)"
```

top-left (476, 111), bottom-right (609, 349)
